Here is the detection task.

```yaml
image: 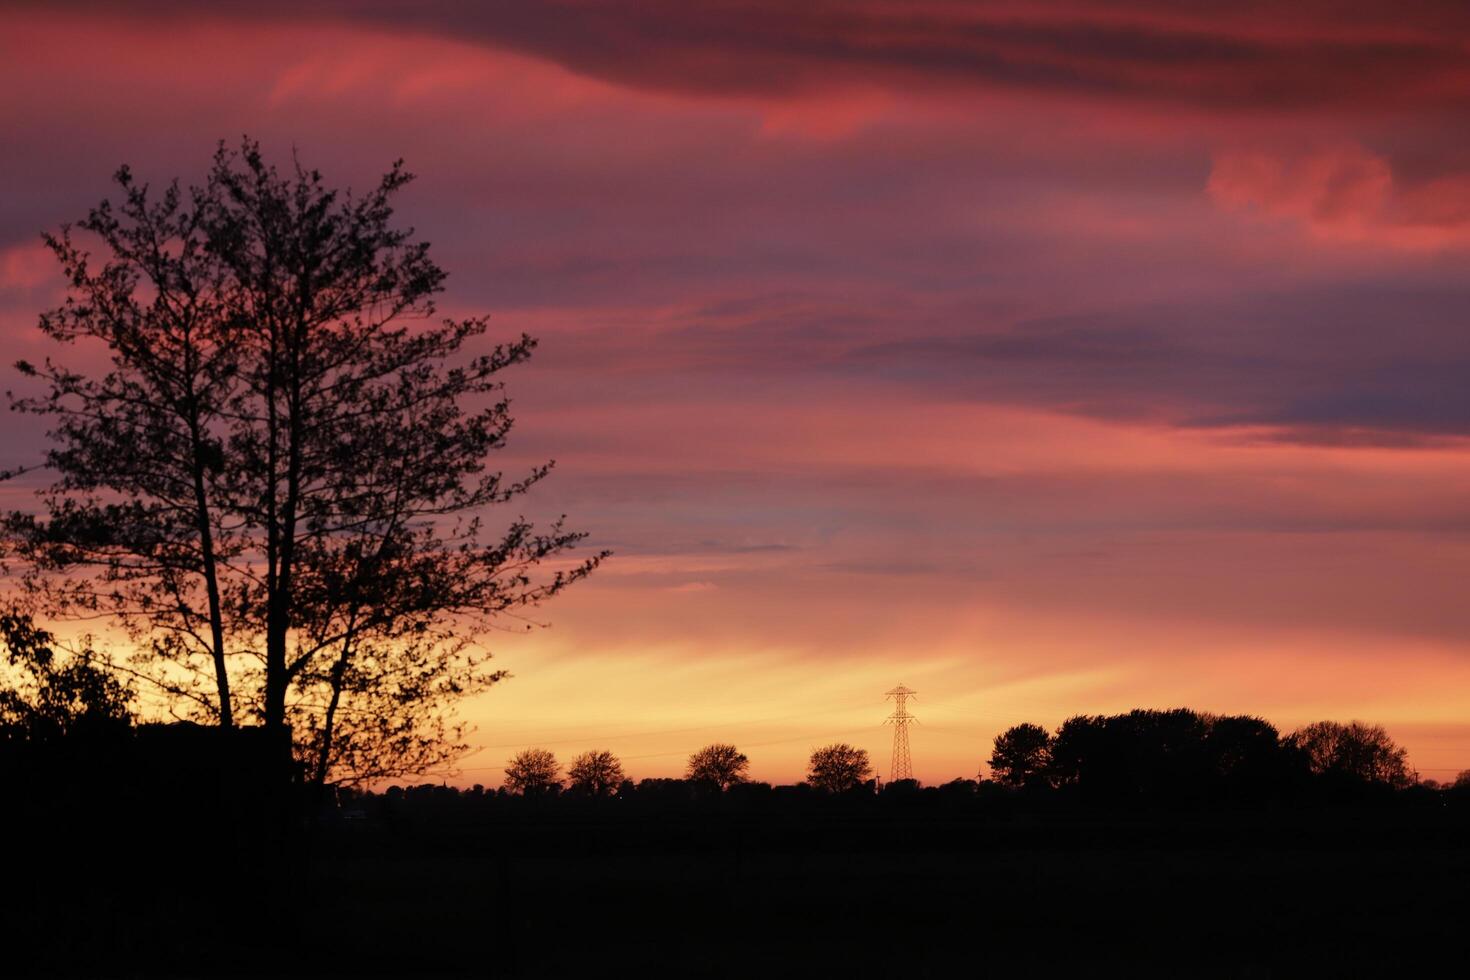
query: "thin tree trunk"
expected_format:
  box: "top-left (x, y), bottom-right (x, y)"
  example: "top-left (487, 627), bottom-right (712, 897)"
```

top-left (264, 309), bottom-right (281, 728)
top-left (265, 316), bottom-right (304, 731)
top-left (311, 622), bottom-right (357, 808)
top-left (188, 410), bottom-right (233, 728)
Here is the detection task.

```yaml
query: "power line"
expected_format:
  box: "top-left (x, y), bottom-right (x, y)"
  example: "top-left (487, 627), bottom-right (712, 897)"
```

top-left (459, 696), bottom-right (878, 757)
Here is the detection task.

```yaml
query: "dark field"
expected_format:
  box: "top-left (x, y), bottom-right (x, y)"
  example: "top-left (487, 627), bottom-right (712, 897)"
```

top-left (293, 810), bottom-right (1469, 976)
top-left (9, 747), bottom-right (1469, 978)
top-left (11, 818), bottom-right (1470, 976)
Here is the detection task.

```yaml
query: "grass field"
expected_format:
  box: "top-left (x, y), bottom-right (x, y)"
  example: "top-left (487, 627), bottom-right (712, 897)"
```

top-left (291, 810), bottom-right (1470, 977)
top-left (9, 781), bottom-right (1467, 977)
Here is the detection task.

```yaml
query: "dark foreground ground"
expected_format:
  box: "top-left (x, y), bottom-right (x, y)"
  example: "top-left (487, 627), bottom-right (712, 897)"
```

top-left (11, 800), bottom-right (1470, 977)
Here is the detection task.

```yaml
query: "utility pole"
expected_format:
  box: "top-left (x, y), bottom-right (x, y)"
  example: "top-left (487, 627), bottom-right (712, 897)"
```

top-left (885, 684), bottom-right (917, 782)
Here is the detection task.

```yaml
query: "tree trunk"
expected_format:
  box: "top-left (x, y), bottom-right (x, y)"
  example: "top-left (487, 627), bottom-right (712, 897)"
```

top-left (310, 630), bottom-right (355, 814)
top-left (180, 320), bottom-right (232, 727)
top-left (189, 414), bottom-right (233, 729)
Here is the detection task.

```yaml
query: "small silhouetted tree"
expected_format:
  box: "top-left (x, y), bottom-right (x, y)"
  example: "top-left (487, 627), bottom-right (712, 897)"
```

top-left (504, 748), bottom-right (561, 795)
top-left (1288, 721), bottom-right (1413, 788)
top-left (686, 743), bottom-right (749, 790)
top-left (807, 743), bottom-right (872, 793)
top-left (988, 723), bottom-right (1052, 788)
top-left (567, 749), bottom-right (625, 797)
top-left (0, 611), bottom-right (132, 742)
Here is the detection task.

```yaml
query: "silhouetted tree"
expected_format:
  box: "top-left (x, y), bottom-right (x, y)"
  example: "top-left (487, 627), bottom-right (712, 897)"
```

top-left (1049, 709), bottom-right (1214, 799)
top-left (1120, 708), bottom-right (1211, 797)
top-left (686, 743), bottom-right (749, 790)
top-left (988, 723), bottom-right (1052, 788)
top-left (1048, 714), bottom-right (1105, 790)
top-left (4, 139), bottom-right (603, 788)
top-left (567, 749), bottom-right (625, 797)
top-left (938, 778), bottom-right (978, 799)
top-left (807, 743), bottom-right (872, 793)
top-left (1040, 708), bottom-right (1418, 802)
top-left (1288, 721), bottom-right (1413, 788)
top-left (0, 611), bottom-right (132, 742)
top-left (1203, 714), bottom-right (1286, 796)
top-left (504, 748), bottom-right (561, 795)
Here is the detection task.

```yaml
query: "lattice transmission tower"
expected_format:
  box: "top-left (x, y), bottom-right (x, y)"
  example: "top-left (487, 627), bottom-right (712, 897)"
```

top-left (885, 684), bottom-right (918, 781)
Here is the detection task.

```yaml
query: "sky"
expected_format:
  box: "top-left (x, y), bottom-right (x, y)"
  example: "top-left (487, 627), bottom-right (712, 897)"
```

top-left (4, 1), bottom-right (1470, 785)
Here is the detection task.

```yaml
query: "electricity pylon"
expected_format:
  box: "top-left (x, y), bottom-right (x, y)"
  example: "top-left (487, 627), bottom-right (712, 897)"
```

top-left (885, 684), bottom-right (917, 781)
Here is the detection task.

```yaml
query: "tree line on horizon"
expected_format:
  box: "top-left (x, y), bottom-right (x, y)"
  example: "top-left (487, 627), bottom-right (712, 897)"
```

top-left (463, 707), bottom-right (1439, 802)
top-left (9, 618), bottom-right (1463, 814)
top-left (497, 741), bottom-right (875, 796)
top-left (3, 606), bottom-right (1445, 804)
top-left (985, 709), bottom-right (1422, 799)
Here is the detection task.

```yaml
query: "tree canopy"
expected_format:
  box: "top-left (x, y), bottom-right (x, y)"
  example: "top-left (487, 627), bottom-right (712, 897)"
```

top-left (988, 723), bottom-right (1052, 788)
top-left (1288, 721), bottom-right (1413, 788)
top-left (686, 743), bottom-right (750, 790)
top-left (0, 611), bottom-right (132, 742)
top-left (504, 747), bottom-right (561, 795)
top-left (807, 742), bottom-right (872, 793)
top-left (988, 708), bottom-right (1413, 801)
top-left (567, 749), bottom-right (625, 797)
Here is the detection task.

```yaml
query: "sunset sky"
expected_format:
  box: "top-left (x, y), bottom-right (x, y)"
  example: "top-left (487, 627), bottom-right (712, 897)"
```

top-left (5, 1), bottom-right (1470, 785)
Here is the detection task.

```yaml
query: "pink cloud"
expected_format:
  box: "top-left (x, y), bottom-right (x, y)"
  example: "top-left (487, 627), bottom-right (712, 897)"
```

top-left (668, 581), bottom-right (719, 594)
top-left (0, 243), bottom-right (58, 293)
top-left (1208, 145), bottom-right (1470, 248)
top-left (37, 1), bottom-right (1470, 114)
